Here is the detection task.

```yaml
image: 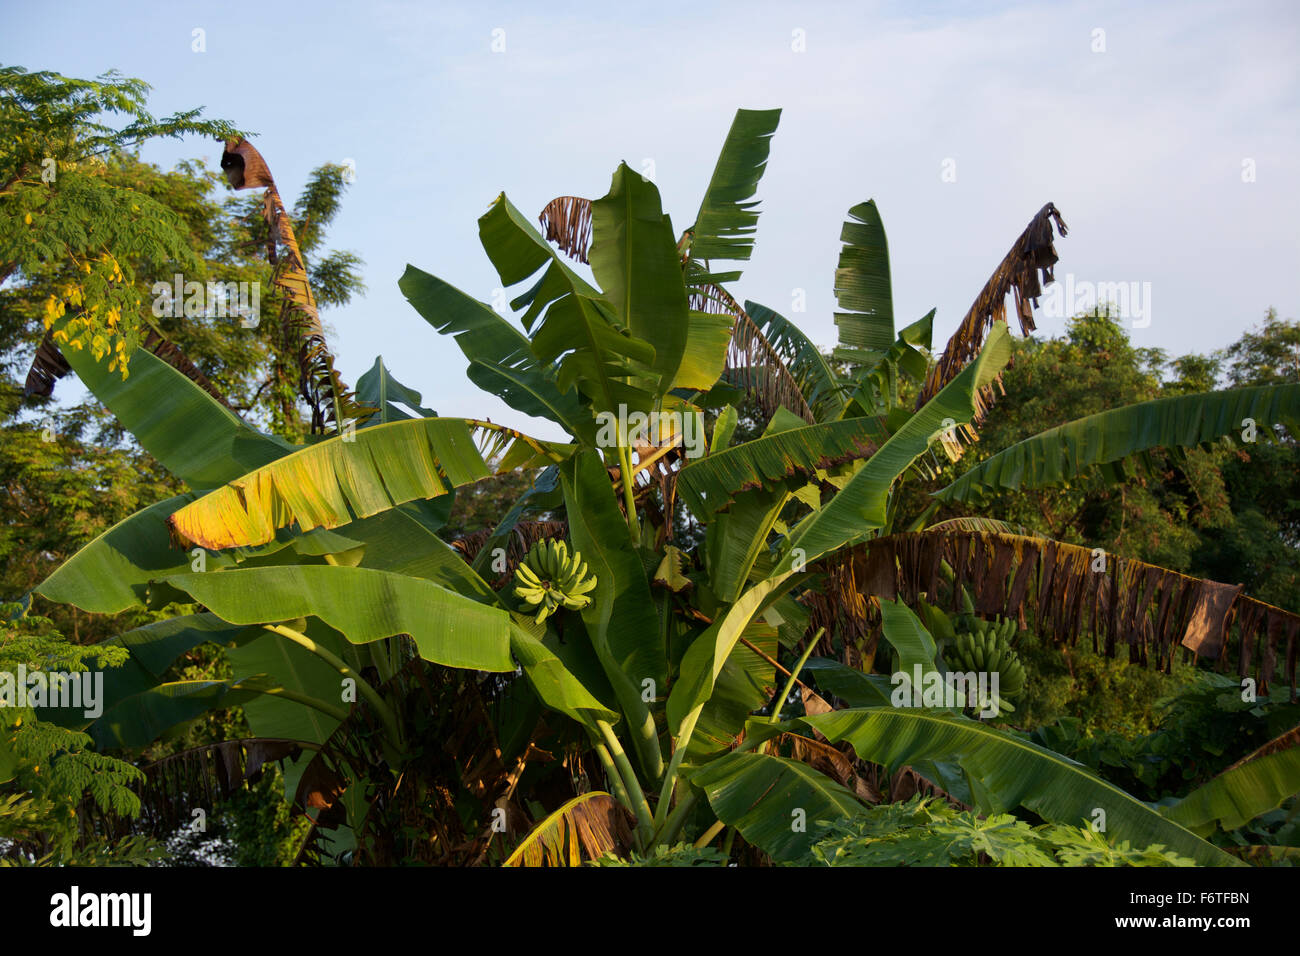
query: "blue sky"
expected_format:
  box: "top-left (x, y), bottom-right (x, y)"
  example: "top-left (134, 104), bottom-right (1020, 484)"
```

top-left (4, 0), bottom-right (1298, 436)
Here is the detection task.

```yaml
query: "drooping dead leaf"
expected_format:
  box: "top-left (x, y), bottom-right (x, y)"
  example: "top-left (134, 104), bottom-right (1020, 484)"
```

top-left (221, 137), bottom-right (371, 434)
top-left (538, 195), bottom-right (594, 264)
top-left (918, 203), bottom-right (1068, 414)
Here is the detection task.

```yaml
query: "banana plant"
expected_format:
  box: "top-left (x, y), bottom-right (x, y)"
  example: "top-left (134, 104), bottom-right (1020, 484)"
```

top-left (31, 109), bottom-right (1298, 867)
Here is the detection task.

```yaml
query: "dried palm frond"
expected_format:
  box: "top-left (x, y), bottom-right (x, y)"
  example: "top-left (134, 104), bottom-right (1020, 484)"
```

top-left (221, 137), bottom-right (370, 434)
top-left (918, 203), bottom-right (1068, 412)
top-left (25, 326), bottom-right (235, 409)
top-left (538, 196), bottom-right (594, 264)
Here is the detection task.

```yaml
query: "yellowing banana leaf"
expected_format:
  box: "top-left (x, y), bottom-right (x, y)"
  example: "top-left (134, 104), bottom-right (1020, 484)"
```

top-left (936, 383), bottom-right (1300, 503)
top-left (503, 791), bottom-right (630, 866)
top-left (805, 708), bottom-right (1240, 867)
top-left (168, 417), bottom-right (568, 550)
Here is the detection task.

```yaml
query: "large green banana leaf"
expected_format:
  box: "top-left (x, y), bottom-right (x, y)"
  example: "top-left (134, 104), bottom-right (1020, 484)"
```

top-left (687, 623), bottom-right (778, 762)
top-left (36, 494), bottom-right (206, 613)
top-left (477, 193), bottom-right (658, 415)
top-left (841, 310), bottom-right (935, 412)
top-left (353, 358), bottom-right (454, 533)
top-left (62, 341), bottom-right (296, 490)
top-left (775, 322), bottom-right (1012, 569)
top-left (590, 163), bottom-right (691, 394)
top-left (687, 750), bottom-right (868, 862)
top-left (877, 598), bottom-right (951, 700)
top-left (228, 620), bottom-right (357, 801)
top-left (167, 417), bottom-right (566, 550)
top-left (687, 107), bottom-right (782, 277)
top-left (163, 565), bottom-right (515, 671)
top-left (666, 570), bottom-right (806, 740)
top-left (531, 293), bottom-right (657, 415)
top-left (701, 404), bottom-right (811, 602)
top-left (355, 355), bottom-right (437, 423)
top-left (801, 657), bottom-right (894, 708)
top-left (678, 415), bottom-right (890, 521)
top-left (561, 451), bottom-right (666, 778)
top-left (397, 265), bottom-right (595, 441)
top-left (343, 508), bottom-right (498, 603)
top-left (1160, 742), bottom-right (1300, 836)
top-left (90, 679), bottom-right (290, 750)
top-left (936, 383), bottom-right (1300, 503)
top-left (510, 622), bottom-right (619, 729)
top-left (805, 708), bottom-right (1239, 866)
top-left (35, 614), bottom-right (255, 730)
top-left (705, 485), bottom-right (791, 604)
top-left (478, 192), bottom-right (602, 302)
top-left (832, 200), bottom-right (895, 357)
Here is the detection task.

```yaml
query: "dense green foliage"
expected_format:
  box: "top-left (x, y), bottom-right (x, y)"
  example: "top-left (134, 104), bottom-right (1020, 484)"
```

top-left (2, 74), bottom-right (1296, 869)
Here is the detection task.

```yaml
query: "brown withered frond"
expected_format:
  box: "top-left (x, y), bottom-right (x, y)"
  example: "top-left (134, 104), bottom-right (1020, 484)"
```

top-left (25, 327), bottom-right (235, 409)
top-left (453, 519), bottom-right (569, 586)
top-left (538, 196), bottom-right (594, 264)
top-left (918, 203), bottom-right (1068, 412)
top-left (779, 732), bottom-right (881, 805)
top-left (221, 137), bottom-right (371, 434)
top-left (864, 530), bottom-right (1299, 696)
top-left (698, 282), bottom-right (815, 423)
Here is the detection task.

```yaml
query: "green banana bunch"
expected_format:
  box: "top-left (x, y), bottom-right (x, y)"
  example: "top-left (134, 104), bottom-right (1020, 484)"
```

top-left (944, 615), bottom-right (1027, 716)
top-left (512, 539), bottom-right (598, 623)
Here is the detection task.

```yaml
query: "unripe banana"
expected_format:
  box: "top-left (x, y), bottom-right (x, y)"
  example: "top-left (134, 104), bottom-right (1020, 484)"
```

top-left (512, 539), bottom-right (599, 624)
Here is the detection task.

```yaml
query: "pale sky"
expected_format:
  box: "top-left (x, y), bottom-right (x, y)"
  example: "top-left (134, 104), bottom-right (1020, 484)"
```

top-left (4, 0), bottom-right (1298, 437)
